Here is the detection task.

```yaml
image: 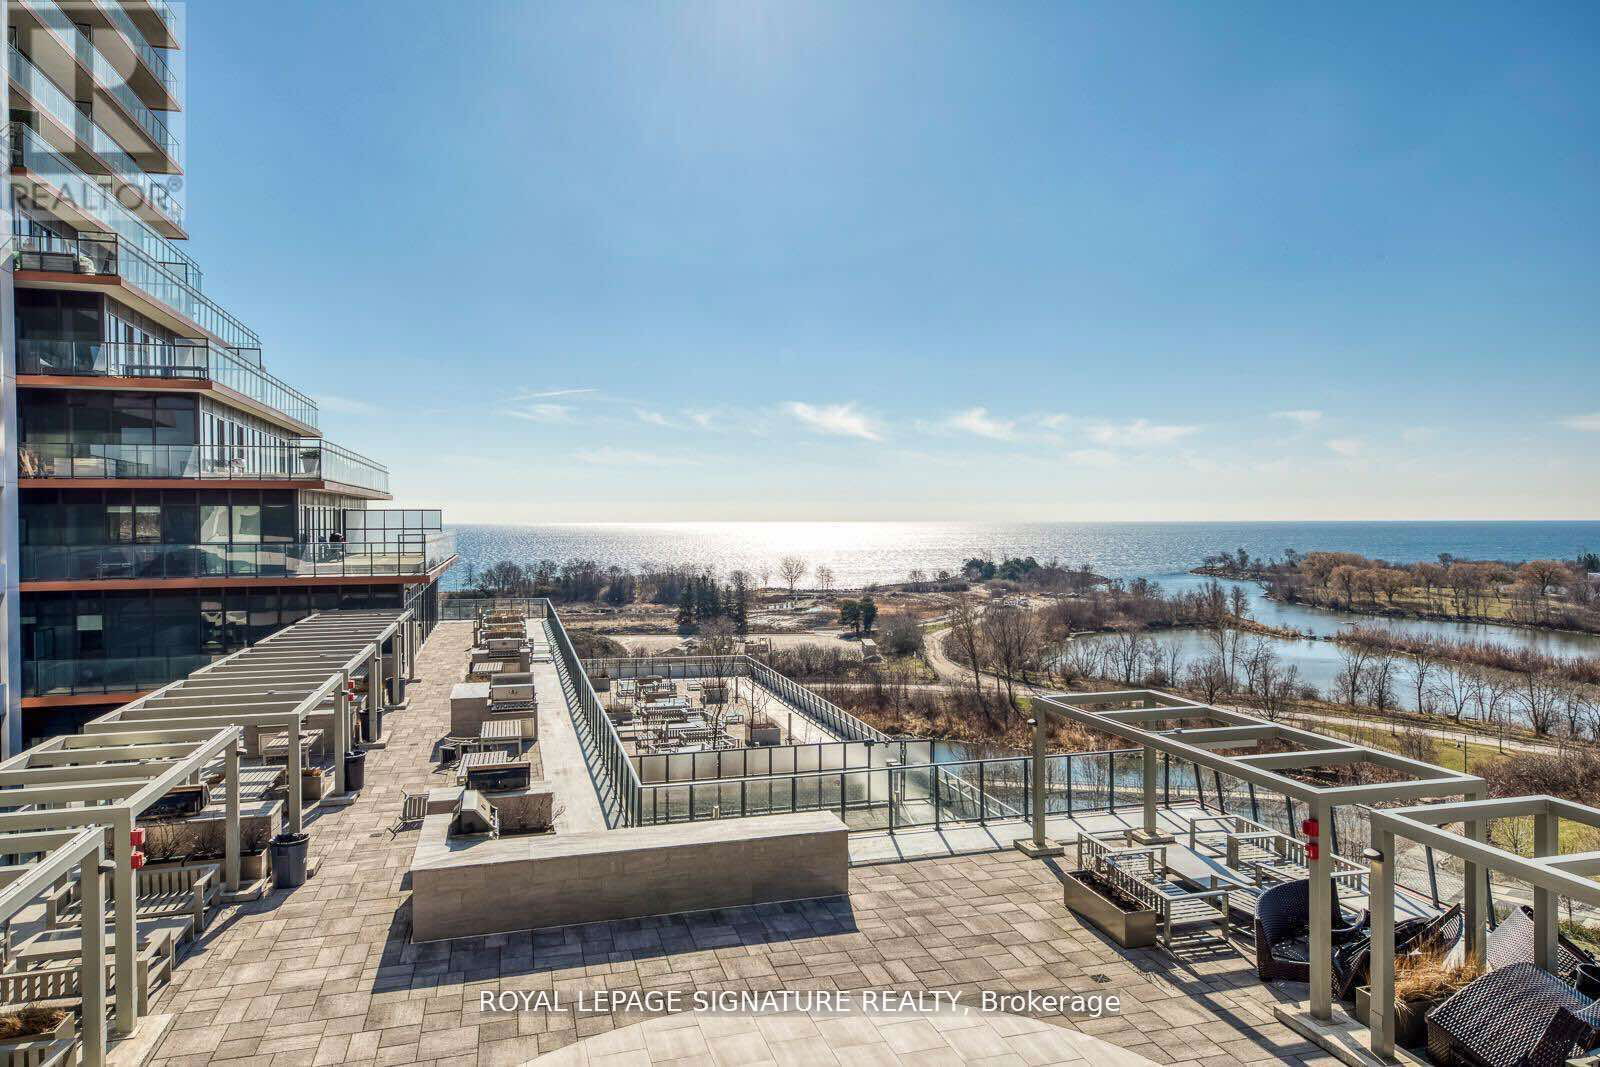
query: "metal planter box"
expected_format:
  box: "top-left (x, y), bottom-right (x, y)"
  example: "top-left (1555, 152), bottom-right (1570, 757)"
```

top-left (1063, 871), bottom-right (1158, 949)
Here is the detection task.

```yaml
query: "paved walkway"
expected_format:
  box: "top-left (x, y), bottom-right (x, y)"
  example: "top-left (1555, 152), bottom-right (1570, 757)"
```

top-left (139, 621), bottom-right (1334, 1067)
top-left (527, 621), bottom-right (607, 832)
top-left (529, 1008), bottom-right (1154, 1066)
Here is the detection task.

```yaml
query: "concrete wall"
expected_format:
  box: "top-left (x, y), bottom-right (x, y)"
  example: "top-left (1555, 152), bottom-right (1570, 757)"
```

top-left (410, 811), bottom-right (849, 942)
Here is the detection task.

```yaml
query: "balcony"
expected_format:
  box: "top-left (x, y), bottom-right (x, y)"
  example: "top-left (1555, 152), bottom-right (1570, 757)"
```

top-left (19, 440), bottom-right (392, 496)
top-left (24, 653), bottom-right (212, 698)
top-left (19, 533), bottom-right (456, 583)
top-left (9, 44), bottom-right (184, 232)
top-left (17, 337), bottom-right (320, 431)
top-left (89, 0), bottom-right (182, 111)
top-left (16, 0), bottom-right (180, 168)
top-left (11, 227), bottom-right (261, 352)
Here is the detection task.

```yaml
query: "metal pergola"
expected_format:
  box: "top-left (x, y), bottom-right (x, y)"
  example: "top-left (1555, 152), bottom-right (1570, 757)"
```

top-left (0, 827), bottom-right (109, 1066)
top-left (1366, 796), bottom-right (1600, 1061)
top-left (1033, 689), bottom-right (1487, 1022)
top-left (80, 610), bottom-right (415, 835)
top-left (0, 725), bottom-right (242, 1037)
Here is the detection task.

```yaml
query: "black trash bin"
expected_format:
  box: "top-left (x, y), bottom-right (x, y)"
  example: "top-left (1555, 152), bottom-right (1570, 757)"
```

top-left (360, 707), bottom-right (385, 744)
top-left (269, 833), bottom-right (310, 890)
top-left (344, 748), bottom-right (367, 792)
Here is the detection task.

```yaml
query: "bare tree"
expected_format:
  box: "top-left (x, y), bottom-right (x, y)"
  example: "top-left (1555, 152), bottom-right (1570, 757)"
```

top-left (982, 606), bottom-right (1040, 714)
top-left (1105, 624), bottom-right (1153, 686)
top-left (1333, 642), bottom-right (1372, 708)
top-left (778, 557), bottom-right (808, 597)
top-left (1186, 654), bottom-right (1230, 705)
top-left (946, 596), bottom-right (991, 721)
top-left (814, 565), bottom-right (836, 594)
top-left (1402, 652), bottom-right (1438, 715)
top-left (1430, 663), bottom-right (1482, 722)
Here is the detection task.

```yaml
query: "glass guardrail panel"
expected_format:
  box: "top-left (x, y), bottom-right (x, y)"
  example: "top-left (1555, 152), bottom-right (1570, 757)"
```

top-left (95, 0), bottom-right (177, 95)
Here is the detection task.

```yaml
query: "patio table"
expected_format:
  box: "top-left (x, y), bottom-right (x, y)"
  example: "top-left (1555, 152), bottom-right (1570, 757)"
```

top-left (456, 750), bottom-right (510, 783)
top-left (12, 916), bottom-right (190, 969)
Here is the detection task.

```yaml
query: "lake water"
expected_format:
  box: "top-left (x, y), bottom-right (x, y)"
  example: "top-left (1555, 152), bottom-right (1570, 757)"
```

top-left (447, 520), bottom-right (1600, 590)
top-left (445, 520), bottom-right (1600, 696)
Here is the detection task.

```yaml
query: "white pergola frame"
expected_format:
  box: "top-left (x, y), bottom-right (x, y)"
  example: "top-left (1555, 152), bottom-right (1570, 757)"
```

top-left (1365, 796), bottom-right (1600, 1061)
top-left (0, 827), bottom-right (109, 1066)
top-left (81, 610), bottom-right (416, 835)
top-left (1033, 689), bottom-right (1487, 1022)
top-left (0, 725), bottom-right (242, 1037)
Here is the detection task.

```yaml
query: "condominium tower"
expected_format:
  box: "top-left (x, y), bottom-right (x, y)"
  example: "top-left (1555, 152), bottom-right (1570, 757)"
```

top-left (1, 0), bottom-right (456, 751)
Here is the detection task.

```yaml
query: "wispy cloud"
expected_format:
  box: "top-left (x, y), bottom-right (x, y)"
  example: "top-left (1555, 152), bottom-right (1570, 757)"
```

top-left (687, 411), bottom-right (716, 429)
top-left (1401, 426), bottom-right (1439, 444)
top-left (501, 403), bottom-right (574, 424)
top-left (944, 407), bottom-right (1019, 441)
top-left (635, 409), bottom-right (673, 427)
top-left (514, 388), bottom-right (597, 400)
top-left (784, 402), bottom-right (883, 442)
top-left (573, 447), bottom-right (700, 467)
top-left (1065, 448), bottom-right (1119, 467)
top-left (1560, 413), bottom-right (1600, 432)
top-left (1272, 409), bottom-right (1323, 428)
top-left (315, 394), bottom-right (379, 416)
top-left (1326, 437), bottom-right (1364, 457)
top-left (1085, 419), bottom-right (1197, 447)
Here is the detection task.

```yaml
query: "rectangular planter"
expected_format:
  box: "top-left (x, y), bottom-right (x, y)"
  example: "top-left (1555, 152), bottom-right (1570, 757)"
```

top-left (0, 1011), bottom-right (74, 1067)
top-left (1354, 986), bottom-right (1445, 1049)
top-left (1064, 871), bottom-right (1158, 949)
top-left (302, 769), bottom-right (333, 803)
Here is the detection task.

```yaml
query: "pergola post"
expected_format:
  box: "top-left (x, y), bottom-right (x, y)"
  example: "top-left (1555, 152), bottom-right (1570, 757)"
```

top-left (224, 742), bottom-right (241, 893)
top-left (79, 854), bottom-right (108, 1067)
top-left (1464, 790), bottom-right (1487, 966)
top-left (333, 681), bottom-right (349, 795)
top-left (1132, 744), bottom-right (1172, 844)
top-left (1308, 796), bottom-right (1334, 1021)
top-left (112, 810), bottom-right (137, 1035)
top-left (1367, 831), bottom-right (1396, 1062)
top-left (371, 648), bottom-right (385, 714)
top-left (409, 617), bottom-right (422, 680)
top-left (1015, 718), bottom-right (1061, 857)
top-left (1534, 809), bottom-right (1559, 971)
top-left (286, 716), bottom-right (305, 835)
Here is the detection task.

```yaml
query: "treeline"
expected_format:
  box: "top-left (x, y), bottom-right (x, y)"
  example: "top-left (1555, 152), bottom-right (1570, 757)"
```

top-left (1042, 576), bottom-right (1253, 632)
top-left (466, 559), bottom-right (753, 614)
top-left (957, 556), bottom-right (1102, 591)
top-left (1201, 548), bottom-right (1600, 630)
top-left (1334, 624), bottom-right (1600, 687)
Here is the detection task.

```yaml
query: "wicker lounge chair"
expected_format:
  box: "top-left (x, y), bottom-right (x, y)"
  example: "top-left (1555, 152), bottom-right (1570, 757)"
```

top-left (1330, 903), bottom-right (1463, 1000)
top-left (1253, 878), bottom-right (1369, 983)
top-left (1487, 905), bottom-right (1596, 977)
top-left (1425, 962), bottom-right (1600, 1067)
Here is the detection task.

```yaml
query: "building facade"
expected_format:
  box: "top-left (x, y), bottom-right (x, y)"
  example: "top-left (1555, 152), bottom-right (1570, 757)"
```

top-left (1, 0), bottom-right (454, 749)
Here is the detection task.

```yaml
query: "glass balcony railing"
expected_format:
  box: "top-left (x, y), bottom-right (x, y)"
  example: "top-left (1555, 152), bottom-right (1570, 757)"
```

top-left (21, 0), bottom-right (179, 159)
top-left (8, 44), bottom-right (184, 225)
top-left (10, 225), bottom-right (261, 352)
top-left (93, 0), bottom-right (180, 103)
top-left (19, 535), bottom-right (456, 582)
top-left (17, 338), bottom-right (320, 430)
top-left (24, 653), bottom-right (213, 697)
top-left (19, 441), bottom-right (391, 494)
top-left (12, 122), bottom-right (199, 281)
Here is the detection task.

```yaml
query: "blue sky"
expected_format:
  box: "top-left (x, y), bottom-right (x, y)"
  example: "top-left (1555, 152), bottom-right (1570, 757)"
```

top-left (181, 1), bottom-right (1598, 522)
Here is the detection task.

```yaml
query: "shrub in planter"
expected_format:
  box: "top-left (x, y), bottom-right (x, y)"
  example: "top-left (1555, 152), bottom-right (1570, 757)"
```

top-left (0, 1006), bottom-right (72, 1046)
top-left (1357, 949), bottom-right (1482, 1048)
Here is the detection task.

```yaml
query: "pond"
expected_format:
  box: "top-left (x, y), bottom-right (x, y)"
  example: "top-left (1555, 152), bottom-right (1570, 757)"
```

top-left (1081, 572), bottom-right (1600, 701)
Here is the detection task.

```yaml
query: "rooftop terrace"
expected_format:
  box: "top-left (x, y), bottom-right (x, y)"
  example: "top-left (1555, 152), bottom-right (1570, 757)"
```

top-left (129, 621), bottom-right (1331, 1066)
